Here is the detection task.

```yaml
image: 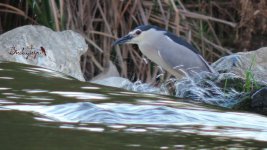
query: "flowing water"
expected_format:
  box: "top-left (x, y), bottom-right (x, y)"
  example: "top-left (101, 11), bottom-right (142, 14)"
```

top-left (0, 61), bottom-right (267, 149)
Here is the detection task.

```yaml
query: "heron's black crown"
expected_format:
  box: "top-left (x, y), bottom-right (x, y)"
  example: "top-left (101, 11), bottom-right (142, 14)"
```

top-left (134, 25), bottom-right (164, 32)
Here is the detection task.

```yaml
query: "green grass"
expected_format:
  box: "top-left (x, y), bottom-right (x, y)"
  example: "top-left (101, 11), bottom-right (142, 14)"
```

top-left (223, 78), bottom-right (228, 93)
top-left (244, 54), bottom-right (258, 93)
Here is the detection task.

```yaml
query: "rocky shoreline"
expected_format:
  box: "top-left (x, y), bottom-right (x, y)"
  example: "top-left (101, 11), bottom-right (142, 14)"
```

top-left (0, 25), bottom-right (266, 114)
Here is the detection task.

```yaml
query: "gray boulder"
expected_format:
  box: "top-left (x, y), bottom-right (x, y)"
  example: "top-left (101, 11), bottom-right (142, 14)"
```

top-left (212, 47), bottom-right (267, 84)
top-left (0, 25), bottom-right (87, 81)
top-left (211, 47), bottom-right (267, 112)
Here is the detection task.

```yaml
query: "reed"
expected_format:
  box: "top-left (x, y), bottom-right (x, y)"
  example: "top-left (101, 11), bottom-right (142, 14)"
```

top-left (1, 0), bottom-right (266, 82)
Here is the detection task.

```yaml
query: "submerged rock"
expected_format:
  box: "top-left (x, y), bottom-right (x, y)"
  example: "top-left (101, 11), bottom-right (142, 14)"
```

top-left (174, 72), bottom-right (244, 108)
top-left (0, 25), bottom-right (87, 81)
top-left (91, 77), bottom-right (168, 94)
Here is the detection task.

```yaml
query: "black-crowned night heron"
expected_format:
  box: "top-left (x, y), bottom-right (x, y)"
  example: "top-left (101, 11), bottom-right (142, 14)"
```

top-left (113, 25), bottom-right (214, 79)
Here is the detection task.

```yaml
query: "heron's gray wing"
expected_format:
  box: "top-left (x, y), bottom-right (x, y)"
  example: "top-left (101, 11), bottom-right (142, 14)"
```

top-left (158, 36), bottom-right (212, 74)
top-left (164, 32), bottom-right (200, 54)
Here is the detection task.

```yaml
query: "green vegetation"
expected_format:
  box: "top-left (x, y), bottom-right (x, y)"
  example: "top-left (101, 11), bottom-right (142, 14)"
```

top-left (244, 54), bottom-right (259, 93)
top-left (222, 54), bottom-right (262, 94)
top-left (223, 78), bottom-right (228, 93)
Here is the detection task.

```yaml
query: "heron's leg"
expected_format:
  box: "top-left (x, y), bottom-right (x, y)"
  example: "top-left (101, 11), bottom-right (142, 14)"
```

top-left (156, 65), bottom-right (166, 83)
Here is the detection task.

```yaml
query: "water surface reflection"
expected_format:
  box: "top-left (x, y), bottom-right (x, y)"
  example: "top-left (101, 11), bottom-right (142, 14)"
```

top-left (0, 62), bottom-right (267, 149)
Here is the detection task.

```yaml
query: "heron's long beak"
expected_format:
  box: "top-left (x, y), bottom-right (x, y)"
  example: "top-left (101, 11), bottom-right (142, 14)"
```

top-left (112, 34), bottom-right (133, 46)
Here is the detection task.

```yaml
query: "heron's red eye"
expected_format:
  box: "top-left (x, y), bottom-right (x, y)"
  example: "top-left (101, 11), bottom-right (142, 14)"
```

top-left (135, 30), bottom-right (141, 35)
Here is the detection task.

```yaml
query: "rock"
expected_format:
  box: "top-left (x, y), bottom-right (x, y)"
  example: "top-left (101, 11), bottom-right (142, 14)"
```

top-left (91, 77), bottom-right (133, 88)
top-left (251, 87), bottom-right (267, 114)
top-left (91, 61), bottom-right (120, 81)
top-left (211, 48), bottom-right (267, 111)
top-left (0, 25), bottom-right (87, 81)
top-left (212, 47), bottom-right (267, 84)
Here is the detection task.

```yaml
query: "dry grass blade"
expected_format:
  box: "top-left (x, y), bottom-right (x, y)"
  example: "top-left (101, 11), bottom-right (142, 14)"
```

top-left (179, 10), bottom-right (237, 28)
top-left (82, 34), bottom-right (104, 53)
top-left (49, 0), bottom-right (60, 31)
top-left (0, 3), bottom-right (36, 23)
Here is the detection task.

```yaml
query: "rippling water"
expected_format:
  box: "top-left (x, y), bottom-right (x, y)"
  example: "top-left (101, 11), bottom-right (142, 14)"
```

top-left (0, 61), bottom-right (267, 149)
